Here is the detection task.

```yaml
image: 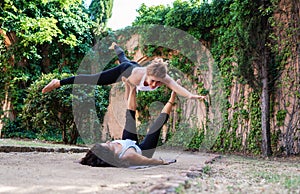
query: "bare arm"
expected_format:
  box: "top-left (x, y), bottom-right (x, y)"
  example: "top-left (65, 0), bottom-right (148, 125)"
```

top-left (123, 151), bottom-right (174, 166)
top-left (122, 76), bottom-right (137, 108)
top-left (163, 75), bottom-right (205, 99)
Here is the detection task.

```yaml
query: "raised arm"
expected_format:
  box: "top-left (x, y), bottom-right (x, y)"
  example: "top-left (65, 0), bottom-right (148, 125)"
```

top-left (163, 75), bottom-right (206, 100)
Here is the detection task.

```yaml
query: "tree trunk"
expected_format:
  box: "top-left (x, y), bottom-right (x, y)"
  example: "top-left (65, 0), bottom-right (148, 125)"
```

top-left (41, 44), bottom-right (51, 73)
top-left (261, 51), bottom-right (272, 156)
top-left (0, 30), bottom-right (17, 133)
top-left (0, 91), bottom-right (16, 136)
top-left (70, 123), bottom-right (78, 145)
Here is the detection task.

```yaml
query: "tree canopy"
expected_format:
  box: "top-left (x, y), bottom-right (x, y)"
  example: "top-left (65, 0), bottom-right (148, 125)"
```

top-left (0, 0), bottom-right (113, 143)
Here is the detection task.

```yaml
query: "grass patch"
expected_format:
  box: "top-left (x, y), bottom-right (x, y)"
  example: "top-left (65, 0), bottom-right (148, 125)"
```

top-left (254, 171), bottom-right (300, 190)
top-left (202, 165), bottom-right (212, 174)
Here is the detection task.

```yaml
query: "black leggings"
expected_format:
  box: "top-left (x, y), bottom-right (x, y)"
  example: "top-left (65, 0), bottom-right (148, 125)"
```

top-left (60, 48), bottom-right (140, 86)
top-left (122, 110), bottom-right (169, 158)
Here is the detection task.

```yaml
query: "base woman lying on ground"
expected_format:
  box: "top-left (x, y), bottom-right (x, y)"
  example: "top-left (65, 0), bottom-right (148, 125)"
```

top-left (42, 42), bottom-right (205, 100)
top-left (80, 78), bottom-right (177, 167)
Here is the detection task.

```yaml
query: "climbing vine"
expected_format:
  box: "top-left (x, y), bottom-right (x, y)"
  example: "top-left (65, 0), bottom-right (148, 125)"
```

top-left (132, 0), bottom-right (298, 155)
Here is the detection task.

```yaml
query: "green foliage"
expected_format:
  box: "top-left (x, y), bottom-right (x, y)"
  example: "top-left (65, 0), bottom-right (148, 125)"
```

top-left (0, 0), bottom-right (96, 113)
top-left (166, 122), bottom-right (199, 149)
top-left (134, 0), bottom-right (231, 152)
top-left (188, 129), bottom-right (204, 150)
top-left (134, 3), bottom-right (171, 26)
top-left (0, 65), bottom-right (32, 114)
top-left (0, 0), bottom-right (114, 143)
top-left (276, 110), bottom-right (287, 126)
top-left (133, 0), bottom-right (285, 155)
top-left (19, 72), bottom-right (110, 144)
top-left (137, 86), bottom-right (170, 122)
top-left (88, 0), bottom-right (114, 35)
top-left (169, 55), bottom-right (194, 75)
top-left (253, 171), bottom-right (300, 190)
top-left (134, 0), bottom-right (215, 41)
top-left (2, 117), bottom-right (37, 139)
top-left (247, 92), bottom-right (262, 154)
top-left (1, 0), bottom-right (94, 56)
top-left (0, 0), bottom-right (96, 100)
top-left (21, 73), bottom-right (73, 143)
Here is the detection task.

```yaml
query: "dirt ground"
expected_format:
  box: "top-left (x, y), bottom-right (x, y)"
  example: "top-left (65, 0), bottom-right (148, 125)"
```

top-left (0, 139), bottom-right (218, 194)
top-left (0, 139), bottom-right (299, 194)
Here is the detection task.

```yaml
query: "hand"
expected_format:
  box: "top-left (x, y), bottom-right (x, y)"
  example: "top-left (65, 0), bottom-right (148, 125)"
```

top-left (189, 94), bottom-right (206, 100)
top-left (121, 76), bottom-right (135, 88)
top-left (160, 157), bottom-right (177, 165)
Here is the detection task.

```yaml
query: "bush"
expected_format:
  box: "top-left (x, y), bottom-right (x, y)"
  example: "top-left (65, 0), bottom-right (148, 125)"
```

top-left (21, 72), bottom-right (110, 144)
top-left (2, 117), bottom-right (37, 139)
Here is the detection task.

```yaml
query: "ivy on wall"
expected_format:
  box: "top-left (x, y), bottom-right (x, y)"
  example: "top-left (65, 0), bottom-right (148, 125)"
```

top-left (133, 0), bottom-right (298, 155)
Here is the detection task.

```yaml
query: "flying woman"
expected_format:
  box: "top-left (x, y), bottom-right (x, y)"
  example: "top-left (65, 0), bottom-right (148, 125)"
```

top-left (42, 42), bottom-right (205, 100)
top-left (80, 79), bottom-right (177, 167)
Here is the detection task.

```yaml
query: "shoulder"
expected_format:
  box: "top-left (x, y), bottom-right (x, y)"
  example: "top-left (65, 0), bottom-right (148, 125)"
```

top-left (132, 67), bottom-right (146, 75)
top-left (130, 67), bottom-right (146, 84)
top-left (162, 74), bottom-right (173, 84)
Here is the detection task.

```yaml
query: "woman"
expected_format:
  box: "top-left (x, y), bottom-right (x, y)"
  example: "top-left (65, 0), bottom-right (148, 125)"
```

top-left (42, 42), bottom-right (205, 100)
top-left (80, 79), bottom-right (177, 167)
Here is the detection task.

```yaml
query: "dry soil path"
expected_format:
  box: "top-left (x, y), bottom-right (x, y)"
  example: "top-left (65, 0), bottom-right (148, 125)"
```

top-left (0, 139), bottom-right (219, 194)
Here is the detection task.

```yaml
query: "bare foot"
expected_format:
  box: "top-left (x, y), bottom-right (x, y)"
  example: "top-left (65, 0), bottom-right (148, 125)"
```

top-left (109, 42), bottom-right (117, 50)
top-left (42, 79), bottom-right (60, 93)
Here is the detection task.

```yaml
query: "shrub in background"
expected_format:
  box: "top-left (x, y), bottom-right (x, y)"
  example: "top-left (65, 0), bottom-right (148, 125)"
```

top-left (7, 72), bottom-right (111, 144)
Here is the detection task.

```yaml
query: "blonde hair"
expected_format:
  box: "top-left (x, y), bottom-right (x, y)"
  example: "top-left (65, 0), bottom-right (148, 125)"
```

top-left (146, 58), bottom-right (168, 79)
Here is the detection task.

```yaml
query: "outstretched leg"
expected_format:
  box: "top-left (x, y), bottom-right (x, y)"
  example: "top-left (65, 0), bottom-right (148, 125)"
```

top-left (42, 43), bottom-right (139, 93)
top-left (139, 87), bottom-right (177, 157)
top-left (121, 78), bottom-right (138, 142)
